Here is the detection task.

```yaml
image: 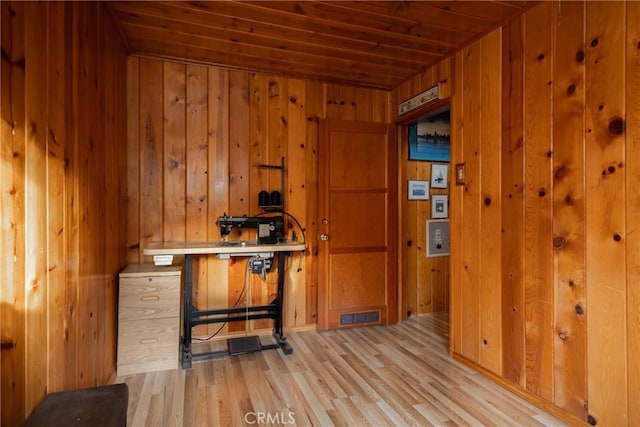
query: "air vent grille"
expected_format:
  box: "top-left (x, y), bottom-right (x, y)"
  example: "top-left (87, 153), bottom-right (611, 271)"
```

top-left (339, 311), bottom-right (380, 326)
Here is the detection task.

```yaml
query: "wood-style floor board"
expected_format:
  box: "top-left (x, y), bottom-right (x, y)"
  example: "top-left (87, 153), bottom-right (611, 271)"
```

top-left (115, 313), bottom-right (567, 426)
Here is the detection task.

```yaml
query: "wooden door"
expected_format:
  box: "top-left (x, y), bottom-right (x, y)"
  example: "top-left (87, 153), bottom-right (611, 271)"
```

top-left (317, 119), bottom-right (398, 330)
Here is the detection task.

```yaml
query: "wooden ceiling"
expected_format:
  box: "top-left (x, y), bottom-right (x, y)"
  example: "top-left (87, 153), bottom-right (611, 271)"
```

top-left (106, 1), bottom-right (536, 90)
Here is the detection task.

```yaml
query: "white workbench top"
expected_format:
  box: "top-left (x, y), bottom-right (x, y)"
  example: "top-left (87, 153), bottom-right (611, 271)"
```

top-left (143, 240), bottom-right (306, 256)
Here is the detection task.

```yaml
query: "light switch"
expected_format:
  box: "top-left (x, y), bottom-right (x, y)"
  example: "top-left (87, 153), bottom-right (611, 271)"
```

top-left (455, 163), bottom-right (466, 186)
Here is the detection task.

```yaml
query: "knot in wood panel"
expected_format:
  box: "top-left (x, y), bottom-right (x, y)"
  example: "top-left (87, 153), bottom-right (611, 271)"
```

top-left (608, 117), bottom-right (625, 135)
top-left (167, 159), bottom-right (179, 170)
top-left (575, 304), bottom-right (584, 315)
top-left (553, 236), bottom-right (567, 249)
top-left (576, 50), bottom-right (585, 63)
top-left (554, 165), bottom-right (568, 180)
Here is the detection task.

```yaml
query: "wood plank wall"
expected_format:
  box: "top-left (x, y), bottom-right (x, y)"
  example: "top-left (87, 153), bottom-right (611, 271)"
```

top-left (428, 2), bottom-right (639, 425)
top-left (394, 59), bottom-right (452, 318)
top-left (0, 2), bottom-right (128, 424)
top-left (126, 57), bottom-right (391, 334)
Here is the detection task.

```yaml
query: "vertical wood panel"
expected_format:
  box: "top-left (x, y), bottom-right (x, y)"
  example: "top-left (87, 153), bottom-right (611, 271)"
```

top-left (46, 0), bottom-right (67, 394)
top-left (1, 2), bottom-right (27, 424)
top-left (355, 87), bottom-right (374, 122)
top-left (479, 29), bottom-right (502, 375)
top-left (449, 52), bottom-right (463, 354)
top-left (585, 3), bottom-right (627, 426)
top-left (501, 14), bottom-right (525, 387)
top-left (94, 3), bottom-right (107, 384)
top-left (551, 1), bottom-right (587, 419)
top-left (139, 58), bottom-right (164, 262)
top-left (228, 71), bottom-right (250, 332)
top-left (460, 41), bottom-right (481, 363)
top-left (24, 0), bottom-right (48, 409)
top-left (186, 64), bottom-right (209, 335)
top-left (626, 3), bottom-right (640, 425)
top-left (65, 1), bottom-right (81, 391)
top-left (126, 57), bottom-right (140, 264)
top-left (416, 167), bottom-right (431, 314)
top-left (77, 0), bottom-right (100, 387)
top-left (248, 73), bottom-right (270, 330)
top-left (304, 80), bottom-right (323, 325)
top-left (340, 86), bottom-right (357, 121)
top-left (265, 74), bottom-right (284, 330)
top-left (163, 62), bottom-right (186, 243)
top-left (102, 6), bottom-right (123, 380)
top-left (523, 2), bottom-right (554, 401)
top-left (437, 58), bottom-right (452, 99)
top-left (325, 84), bottom-right (341, 119)
top-left (207, 67), bottom-right (230, 335)
top-left (285, 78), bottom-right (307, 327)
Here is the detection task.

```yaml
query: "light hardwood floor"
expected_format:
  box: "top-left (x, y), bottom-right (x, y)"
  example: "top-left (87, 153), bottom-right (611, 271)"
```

top-left (115, 313), bottom-right (567, 426)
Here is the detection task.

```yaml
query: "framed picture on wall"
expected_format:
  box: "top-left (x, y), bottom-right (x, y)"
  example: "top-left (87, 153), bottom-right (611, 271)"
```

top-left (431, 195), bottom-right (448, 218)
top-left (408, 180), bottom-right (430, 200)
top-left (426, 219), bottom-right (450, 257)
top-left (431, 164), bottom-right (448, 188)
top-left (408, 107), bottom-right (451, 162)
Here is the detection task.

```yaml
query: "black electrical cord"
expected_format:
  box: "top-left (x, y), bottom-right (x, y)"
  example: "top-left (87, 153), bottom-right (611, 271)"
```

top-left (192, 259), bottom-right (251, 342)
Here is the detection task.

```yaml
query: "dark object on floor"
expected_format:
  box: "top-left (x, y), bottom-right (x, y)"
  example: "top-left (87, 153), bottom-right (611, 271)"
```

top-left (25, 383), bottom-right (128, 427)
top-left (228, 335), bottom-right (262, 355)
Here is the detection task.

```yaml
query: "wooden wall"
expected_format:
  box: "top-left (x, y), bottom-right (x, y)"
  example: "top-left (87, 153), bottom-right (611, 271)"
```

top-left (126, 57), bottom-right (391, 334)
top-left (0, 2), bottom-right (128, 424)
top-left (395, 60), bottom-right (452, 317)
top-left (443, 2), bottom-right (639, 425)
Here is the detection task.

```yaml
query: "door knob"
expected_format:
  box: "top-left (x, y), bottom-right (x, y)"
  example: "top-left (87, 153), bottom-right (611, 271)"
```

top-left (319, 233), bottom-right (330, 241)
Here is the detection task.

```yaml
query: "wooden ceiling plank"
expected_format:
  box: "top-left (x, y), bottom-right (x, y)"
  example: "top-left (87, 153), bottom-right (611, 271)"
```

top-left (168, 1), bottom-right (463, 51)
top-left (120, 21), bottom-right (421, 79)
top-left (333, 1), bottom-right (495, 34)
top-left (111, 1), bottom-right (456, 58)
top-left (104, 0), bottom-right (536, 89)
top-left (112, 8), bottom-right (437, 68)
top-left (410, 1), bottom-right (531, 23)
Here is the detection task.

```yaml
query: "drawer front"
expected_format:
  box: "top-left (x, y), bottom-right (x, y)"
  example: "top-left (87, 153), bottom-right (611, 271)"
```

top-left (117, 317), bottom-right (179, 376)
top-left (119, 276), bottom-right (180, 321)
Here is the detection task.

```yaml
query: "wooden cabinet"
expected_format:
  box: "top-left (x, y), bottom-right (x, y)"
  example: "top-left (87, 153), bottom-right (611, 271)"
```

top-left (117, 264), bottom-right (181, 376)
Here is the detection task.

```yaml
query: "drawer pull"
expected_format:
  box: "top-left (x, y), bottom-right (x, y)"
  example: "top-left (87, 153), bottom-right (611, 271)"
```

top-left (140, 295), bottom-right (160, 301)
top-left (140, 338), bottom-right (159, 345)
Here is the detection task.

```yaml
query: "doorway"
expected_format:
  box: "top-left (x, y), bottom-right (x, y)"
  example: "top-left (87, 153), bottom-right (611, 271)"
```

top-left (399, 103), bottom-right (451, 341)
top-left (316, 119), bottom-right (398, 330)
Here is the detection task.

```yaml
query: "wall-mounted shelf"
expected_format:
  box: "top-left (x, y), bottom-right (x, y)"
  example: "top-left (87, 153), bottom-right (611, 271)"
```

top-left (258, 157), bottom-right (285, 212)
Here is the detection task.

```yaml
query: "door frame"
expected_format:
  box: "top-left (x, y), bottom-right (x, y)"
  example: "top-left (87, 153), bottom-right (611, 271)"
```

top-left (395, 98), bottom-right (452, 324)
top-left (317, 118), bottom-right (398, 330)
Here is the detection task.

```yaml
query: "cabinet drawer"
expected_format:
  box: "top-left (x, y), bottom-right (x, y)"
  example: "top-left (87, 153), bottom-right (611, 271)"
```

top-left (119, 276), bottom-right (180, 321)
top-left (117, 317), bottom-right (179, 376)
